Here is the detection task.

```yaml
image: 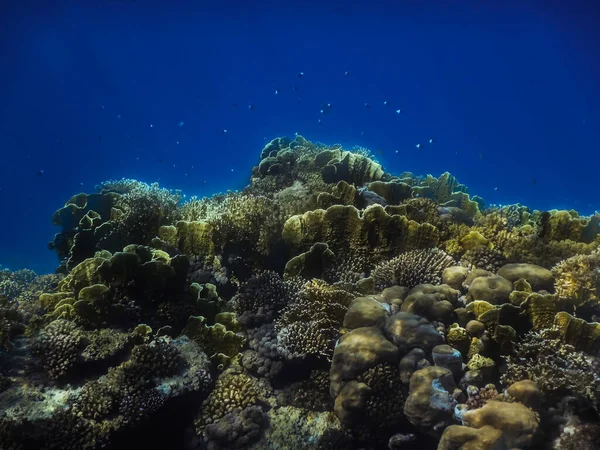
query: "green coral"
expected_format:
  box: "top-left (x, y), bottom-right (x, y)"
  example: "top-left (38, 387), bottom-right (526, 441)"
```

top-left (182, 315), bottom-right (245, 366)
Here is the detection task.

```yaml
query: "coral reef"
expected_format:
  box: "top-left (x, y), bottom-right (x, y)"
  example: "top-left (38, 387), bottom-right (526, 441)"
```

top-left (2, 136), bottom-right (600, 450)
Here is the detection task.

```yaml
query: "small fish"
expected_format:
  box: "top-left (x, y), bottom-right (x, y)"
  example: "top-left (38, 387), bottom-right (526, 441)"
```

top-left (318, 119), bottom-right (322, 124)
top-left (293, 85), bottom-right (299, 91)
top-left (494, 187), bottom-right (499, 191)
top-left (383, 101), bottom-right (389, 106)
top-left (178, 121), bottom-right (184, 127)
top-left (176, 141), bottom-right (180, 144)
top-left (116, 114), bottom-right (121, 119)
top-left (150, 124), bottom-right (154, 128)
top-left (416, 144), bottom-right (422, 149)
top-left (248, 104), bottom-right (255, 110)
top-left (159, 159), bottom-right (164, 164)
top-left (80, 182), bottom-right (84, 186)
top-left (321, 103), bottom-right (333, 115)
top-left (396, 109), bottom-right (402, 114)
top-left (36, 169), bottom-right (44, 176)
top-left (344, 71), bottom-right (350, 76)
top-left (364, 103), bottom-right (370, 108)
top-left (222, 129), bottom-right (228, 134)
top-left (298, 72), bottom-right (304, 78)
top-left (230, 168), bottom-right (234, 172)
top-left (429, 138), bottom-right (435, 144)
top-left (274, 89), bottom-right (279, 95)
top-left (395, 150), bottom-right (399, 154)
top-left (101, 105), bottom-right (105, 109)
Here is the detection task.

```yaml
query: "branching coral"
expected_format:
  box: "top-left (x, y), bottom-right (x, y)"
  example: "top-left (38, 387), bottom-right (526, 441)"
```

top-left (501, 329), bottom-right (599, 407)
top-left (553, 250), bottom-right (600, 307)
top-left (461, 247), bottom-right (508, 272)
top-left (233, 271), bottom-right (301, 326)
top-left (196, 369), bottom-right (267, 430)
top-left (275, 279), bottom-right (355, 361)
top-left (0, 294), bottom-right (23, 350)
top-left (372, 248), bottom-right (455, 289)
top-left (111, 181), bottom-right (182, 244)
top-left (32, 319), bottom-right (86, 378)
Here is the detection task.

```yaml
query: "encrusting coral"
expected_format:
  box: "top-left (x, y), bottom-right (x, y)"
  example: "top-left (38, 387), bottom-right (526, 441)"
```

top-left (3, 135), bottom-right (600, 450)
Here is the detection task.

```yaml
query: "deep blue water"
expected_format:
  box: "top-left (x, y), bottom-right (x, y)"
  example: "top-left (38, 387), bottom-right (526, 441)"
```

top-left (1, 0), bottom-right (599, 274)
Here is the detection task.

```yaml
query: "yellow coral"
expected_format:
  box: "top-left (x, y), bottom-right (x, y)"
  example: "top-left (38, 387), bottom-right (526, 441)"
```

top-left (283, 204), bottom-right (439, 258)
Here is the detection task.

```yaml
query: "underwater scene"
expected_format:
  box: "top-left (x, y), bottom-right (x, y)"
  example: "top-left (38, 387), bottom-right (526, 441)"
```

top-left (1, 1), bottom-right (600, 449)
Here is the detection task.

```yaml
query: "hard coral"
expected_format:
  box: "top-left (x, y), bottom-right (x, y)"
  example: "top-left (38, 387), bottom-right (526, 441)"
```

top-left (553, 250), bottom-right (600, 307)
top-left (461, 247), bottom-right (508, 273)
top-left (275, 279), bottom-right (355, 362)
top-left (196, 370), bottom-right (267, 430)
top-left (283, 204), bottom-right (439, 259)
top-left (111, 180), bottom-right (182, 244)
top-left (502, 329), bottom-right (599, 407)
top-left (234, 271), bottom-right (300, 326)
top-left (32, 319), bottom-right (86, 379)
top-left (372, 248), bottom-right (455, 290)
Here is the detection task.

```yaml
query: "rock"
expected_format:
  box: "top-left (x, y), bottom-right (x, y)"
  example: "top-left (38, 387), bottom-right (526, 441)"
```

top-left (403, 366), bottom-right (457, 429)
top-left (381, 285), bottom-right (410, 309)
top-left (329, 326), bottom-right (399, 398)
top-left (465, 320), bottom-right (485, 338)
top-left (506, 380), bottom-right (543, 409)
top-left (497, 263), bottom-right (554, 292)
top-left (399, 348), bottom-right (427, 385)
top-left (466, 275), bottom-right (513, 305)
top-left (384, 312), bottom-right (443, 354)
top-left (442, 266), bottom-right (469, 291)
top-left (432, 345), bottom-right (463, 380)
top-left (459, 370), bottom-right (484, 390)
top-left (464, 401), bottom-right (538, 447)
top-left (401, 284), bottom-right (459, 324)
top-left (438, 425), bottom-right (502, 450)
top-left (343, 296), bottom-right (388, 329)
top-left (388, 432), bottom-right (418, 449)
top-left (439, 400), bottom-right (539, 449)
top-left (333, 380), bottom-right (371, 425)
top-left (453, 308), bottom-right (473, 327)
top-left (463, 269), bottom-right (492, 288)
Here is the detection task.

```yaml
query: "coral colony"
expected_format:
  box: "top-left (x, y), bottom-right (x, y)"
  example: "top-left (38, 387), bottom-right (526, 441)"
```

top-left (1, 136), bottom-right (600, 449)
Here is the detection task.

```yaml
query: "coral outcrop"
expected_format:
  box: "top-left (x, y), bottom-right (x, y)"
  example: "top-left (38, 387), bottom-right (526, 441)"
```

top-left (2, 136), bottom-right (599, 450)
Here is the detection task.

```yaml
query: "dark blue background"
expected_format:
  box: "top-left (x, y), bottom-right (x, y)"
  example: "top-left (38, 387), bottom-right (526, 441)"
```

top-left (1, 0), bottom-right (599, 273)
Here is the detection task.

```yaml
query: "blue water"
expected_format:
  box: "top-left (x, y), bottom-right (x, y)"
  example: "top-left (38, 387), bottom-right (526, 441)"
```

top-left (1, 0), bottom-right (599, 274)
